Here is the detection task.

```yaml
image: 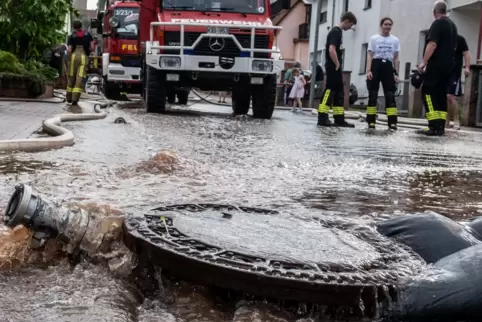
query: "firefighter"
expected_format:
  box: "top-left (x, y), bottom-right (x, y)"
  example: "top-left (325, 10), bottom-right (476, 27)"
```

top-left (66, 20), bottom-right (94, 105)
top-left (365, 17), bottom-right (400, 130)
top-left (317, 12), bottom-right (357, 127)
top-left (418, 1), bottom-right (457, 136)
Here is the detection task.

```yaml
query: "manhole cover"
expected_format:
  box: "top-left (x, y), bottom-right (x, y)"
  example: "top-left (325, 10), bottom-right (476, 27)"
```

top-left (124, 204), bottom-right (424, 317)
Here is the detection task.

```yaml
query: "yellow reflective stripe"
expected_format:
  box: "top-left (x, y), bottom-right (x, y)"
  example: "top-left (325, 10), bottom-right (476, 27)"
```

top-left (333, 106), bottom-right (344, 115)
top-left (93, 57), bottom-right (98, 69)
top-left (70, 54), bottom-right (76, 76)
top-left (78, 55), bottom-right (86, 78)
top-left (318, 105), bottom-right (329, 113)
top-left (426, 111), bottom-right (438, 120)
top-left (366, 106), bottom-right (377, 115)
top-left (66, 87), bottom-right (73, 92)
top-left (425, 95), bottom-right (434, 113)
top-left (436, 111), bottom-right (447, 120)
top-left (386, 107), bottom-right (398, 116)
top-left (72, 87), bottom-right (83, 93)
top-left (318, 89), bottom-right (331, 113)
top-left (321, 89), bottom-right (331, 106)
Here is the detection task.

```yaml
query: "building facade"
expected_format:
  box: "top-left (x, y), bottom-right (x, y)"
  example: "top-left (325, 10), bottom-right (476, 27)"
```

top-left (309, 0), bottom-right (482, 105)
top-left (73, 0), bottom-right (88, 10)
top-left (272, 0), bottom-right (311, 68)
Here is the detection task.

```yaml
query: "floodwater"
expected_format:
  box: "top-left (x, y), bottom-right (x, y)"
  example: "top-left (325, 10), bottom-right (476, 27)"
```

top-left (1, 98), bottom-right (482, 321)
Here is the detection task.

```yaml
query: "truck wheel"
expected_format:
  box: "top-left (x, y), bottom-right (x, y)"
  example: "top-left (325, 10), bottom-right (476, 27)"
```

top-left (167, 92), bottom-right (176, 104)
top-left (145, 67), bottom-right (166, 113)
top-left (177, 89), bottom-right (190, 105)
top-left (232, 88), bottom-right (250, 115)
top-left (251, 75), bottom-right (276, 119)
top-left (102, 77), bottom-right (121, 100)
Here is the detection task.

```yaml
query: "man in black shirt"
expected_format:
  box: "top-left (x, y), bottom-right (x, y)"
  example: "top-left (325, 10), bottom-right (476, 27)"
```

top-left (417, 1), bottom-right (457, 136)
top-left (446, 34), bottom-right (470, 129)
top-left (318, 11), bottom-right (357, 127)
top-left (66, 20), bottom-right (94, 105)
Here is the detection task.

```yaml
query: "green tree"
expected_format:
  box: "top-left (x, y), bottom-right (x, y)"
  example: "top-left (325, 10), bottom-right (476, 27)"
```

top-left (0, 0), bottom-right (77, 60)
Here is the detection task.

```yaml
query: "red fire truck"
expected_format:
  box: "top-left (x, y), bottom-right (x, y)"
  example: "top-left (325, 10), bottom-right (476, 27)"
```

top-left (91, 1), bottom-right (142, 99)
top-left (136, 0), bottom-right (289, 118)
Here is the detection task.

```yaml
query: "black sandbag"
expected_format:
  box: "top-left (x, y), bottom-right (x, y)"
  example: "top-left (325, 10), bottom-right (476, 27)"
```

top-left (376, 212), bottom-right (481, 263)
top-left (397, 243), bottom-right (482, 320)
top-left (467, 217), bottom-right (482, 240)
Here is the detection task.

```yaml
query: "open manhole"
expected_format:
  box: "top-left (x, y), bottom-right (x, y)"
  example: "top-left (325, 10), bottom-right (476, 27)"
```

top-left (124, 204), bottom-right (425, 317)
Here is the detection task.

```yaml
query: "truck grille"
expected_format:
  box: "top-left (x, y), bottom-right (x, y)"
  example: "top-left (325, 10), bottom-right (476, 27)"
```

top-left (163, 32), bottom-right (269, 58)
top-left (120, 55), bottom-right (141, 68)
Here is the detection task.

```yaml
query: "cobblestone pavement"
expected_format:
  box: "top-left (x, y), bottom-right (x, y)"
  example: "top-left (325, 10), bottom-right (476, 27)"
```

top-left (0, 101), bottom-right (64, 140)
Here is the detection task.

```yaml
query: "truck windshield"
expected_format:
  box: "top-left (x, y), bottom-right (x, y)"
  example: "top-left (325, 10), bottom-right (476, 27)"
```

top-left (163, 0), bottom-right (266, 15)
top-left (113, 7), bottom-right (140, 39)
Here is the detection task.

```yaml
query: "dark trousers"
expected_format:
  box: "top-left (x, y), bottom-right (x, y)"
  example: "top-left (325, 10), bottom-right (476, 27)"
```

top-left (366, 59), bottom-right (397, 126)
top-left (317, 65), bottom-right (346, 123)
top-left (285, 86), bottom-right (292, 105)
top-left (422, 65), bottom-right (451, 130)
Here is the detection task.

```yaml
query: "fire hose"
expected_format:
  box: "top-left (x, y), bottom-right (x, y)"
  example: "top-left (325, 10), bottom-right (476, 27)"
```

top-left (3, 184), bottom-right (134, 275)
top-left (0, 89), bottom-right (113, 152)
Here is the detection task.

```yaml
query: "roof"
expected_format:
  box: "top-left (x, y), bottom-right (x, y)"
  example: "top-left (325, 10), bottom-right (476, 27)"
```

top-left (271, 0), bottom-right (310, 26)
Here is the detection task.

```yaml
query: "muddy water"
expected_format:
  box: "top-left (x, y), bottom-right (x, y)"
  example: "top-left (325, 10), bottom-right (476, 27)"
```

top-left (1, 102), bottom-right (482, 320)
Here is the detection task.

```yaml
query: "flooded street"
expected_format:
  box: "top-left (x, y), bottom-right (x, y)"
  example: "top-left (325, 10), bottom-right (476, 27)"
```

top-left (1, 101), bottom-right (482, 321)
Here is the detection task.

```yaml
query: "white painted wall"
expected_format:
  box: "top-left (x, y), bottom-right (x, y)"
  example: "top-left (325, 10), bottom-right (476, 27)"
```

top-left (309, 0), bottom-right (481, 102)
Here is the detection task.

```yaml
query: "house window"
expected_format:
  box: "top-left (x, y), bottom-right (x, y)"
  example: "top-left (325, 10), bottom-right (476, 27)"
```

top-left (343, 0), bottom-right (349, 12)
top-left (305, 4), bottom-right (311, 24)
top-left (320, 11), bottom-right (327, 24)
top-left (364, 0), bottom-right (371, 9)
top-left (360, 43), bottom-right (368, 74)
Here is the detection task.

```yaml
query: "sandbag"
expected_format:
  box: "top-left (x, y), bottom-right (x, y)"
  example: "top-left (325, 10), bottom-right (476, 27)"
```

top-left (376, 212), bottom-right (481, 263)
top-left (467, 217), bottom-right (482, 239)
top-left (397, 243), bottom-right (482, 320)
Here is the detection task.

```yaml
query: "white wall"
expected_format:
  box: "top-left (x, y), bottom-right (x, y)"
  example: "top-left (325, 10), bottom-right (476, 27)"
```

top-left (451, 6), bottom-right (480, 64)
top-left (309, 0), bottom-right (481, 101)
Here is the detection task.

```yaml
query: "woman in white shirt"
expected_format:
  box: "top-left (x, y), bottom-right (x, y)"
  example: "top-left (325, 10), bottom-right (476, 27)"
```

top-left (365, 17), bottom-right (400, 130)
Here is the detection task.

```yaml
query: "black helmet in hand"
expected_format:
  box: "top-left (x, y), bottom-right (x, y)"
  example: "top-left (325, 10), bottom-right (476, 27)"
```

top-left (411, 70), bottom-right (424, 89)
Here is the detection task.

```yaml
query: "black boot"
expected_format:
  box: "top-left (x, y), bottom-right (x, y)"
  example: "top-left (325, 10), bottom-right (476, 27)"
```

top-left (419, 127), bottom-right (444, 136)
top-left (72, 101), bottom-right (78, 106)
top-left (368, 123), bottom-right (376, 129)
top-left (388, 115), bottom-right (397, 130)
top-left (317, 113), bottom-right (333, 126)
top-left (334, 115), bottom-right (355, 128)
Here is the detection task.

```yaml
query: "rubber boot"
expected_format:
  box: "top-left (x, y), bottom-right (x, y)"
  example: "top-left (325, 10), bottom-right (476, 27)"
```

top-left (388, 115), bottom-right (397, 130)
top-left (317, 113), bottom-right (333, 126)
top-left (419, 121), bottom-right (444, 136)
top-left (334, 115), bottom-right (355, 128)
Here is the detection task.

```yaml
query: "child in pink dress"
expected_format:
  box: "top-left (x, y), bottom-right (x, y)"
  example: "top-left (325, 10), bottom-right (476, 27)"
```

top-left (289, 68), bottom-right (306, 111)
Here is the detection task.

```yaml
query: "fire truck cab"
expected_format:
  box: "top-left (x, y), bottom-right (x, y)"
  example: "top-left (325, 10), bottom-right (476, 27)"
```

top-left (137, 0), bottom-right (289, 119)
top-left (91, 1), bottom-right (142, 99)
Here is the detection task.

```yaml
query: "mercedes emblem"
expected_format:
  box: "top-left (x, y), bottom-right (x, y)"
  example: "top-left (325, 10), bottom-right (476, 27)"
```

top-left (208, 37), bottom-right (225, 52)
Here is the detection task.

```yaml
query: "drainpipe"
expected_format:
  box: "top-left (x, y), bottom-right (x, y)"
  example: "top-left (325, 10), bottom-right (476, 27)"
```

top-left (308, 0), bottom-right (322, 110)
top-left (331, 0), bottom-right (336, 28)
top-left (478, 3), bottom-right (482, 61)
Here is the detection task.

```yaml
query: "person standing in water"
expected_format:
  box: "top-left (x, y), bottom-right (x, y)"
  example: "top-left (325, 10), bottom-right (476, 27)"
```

top-left (446, 34), bottom-right (470, 130)
top-left (365, 17), bottom-right (400, 130)
top-left (317, 12), bottom-right (357, 127)
top-left (289, 68), bottom-right (306, 111)
top-left (66, 20), bottom-right (94, 105)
